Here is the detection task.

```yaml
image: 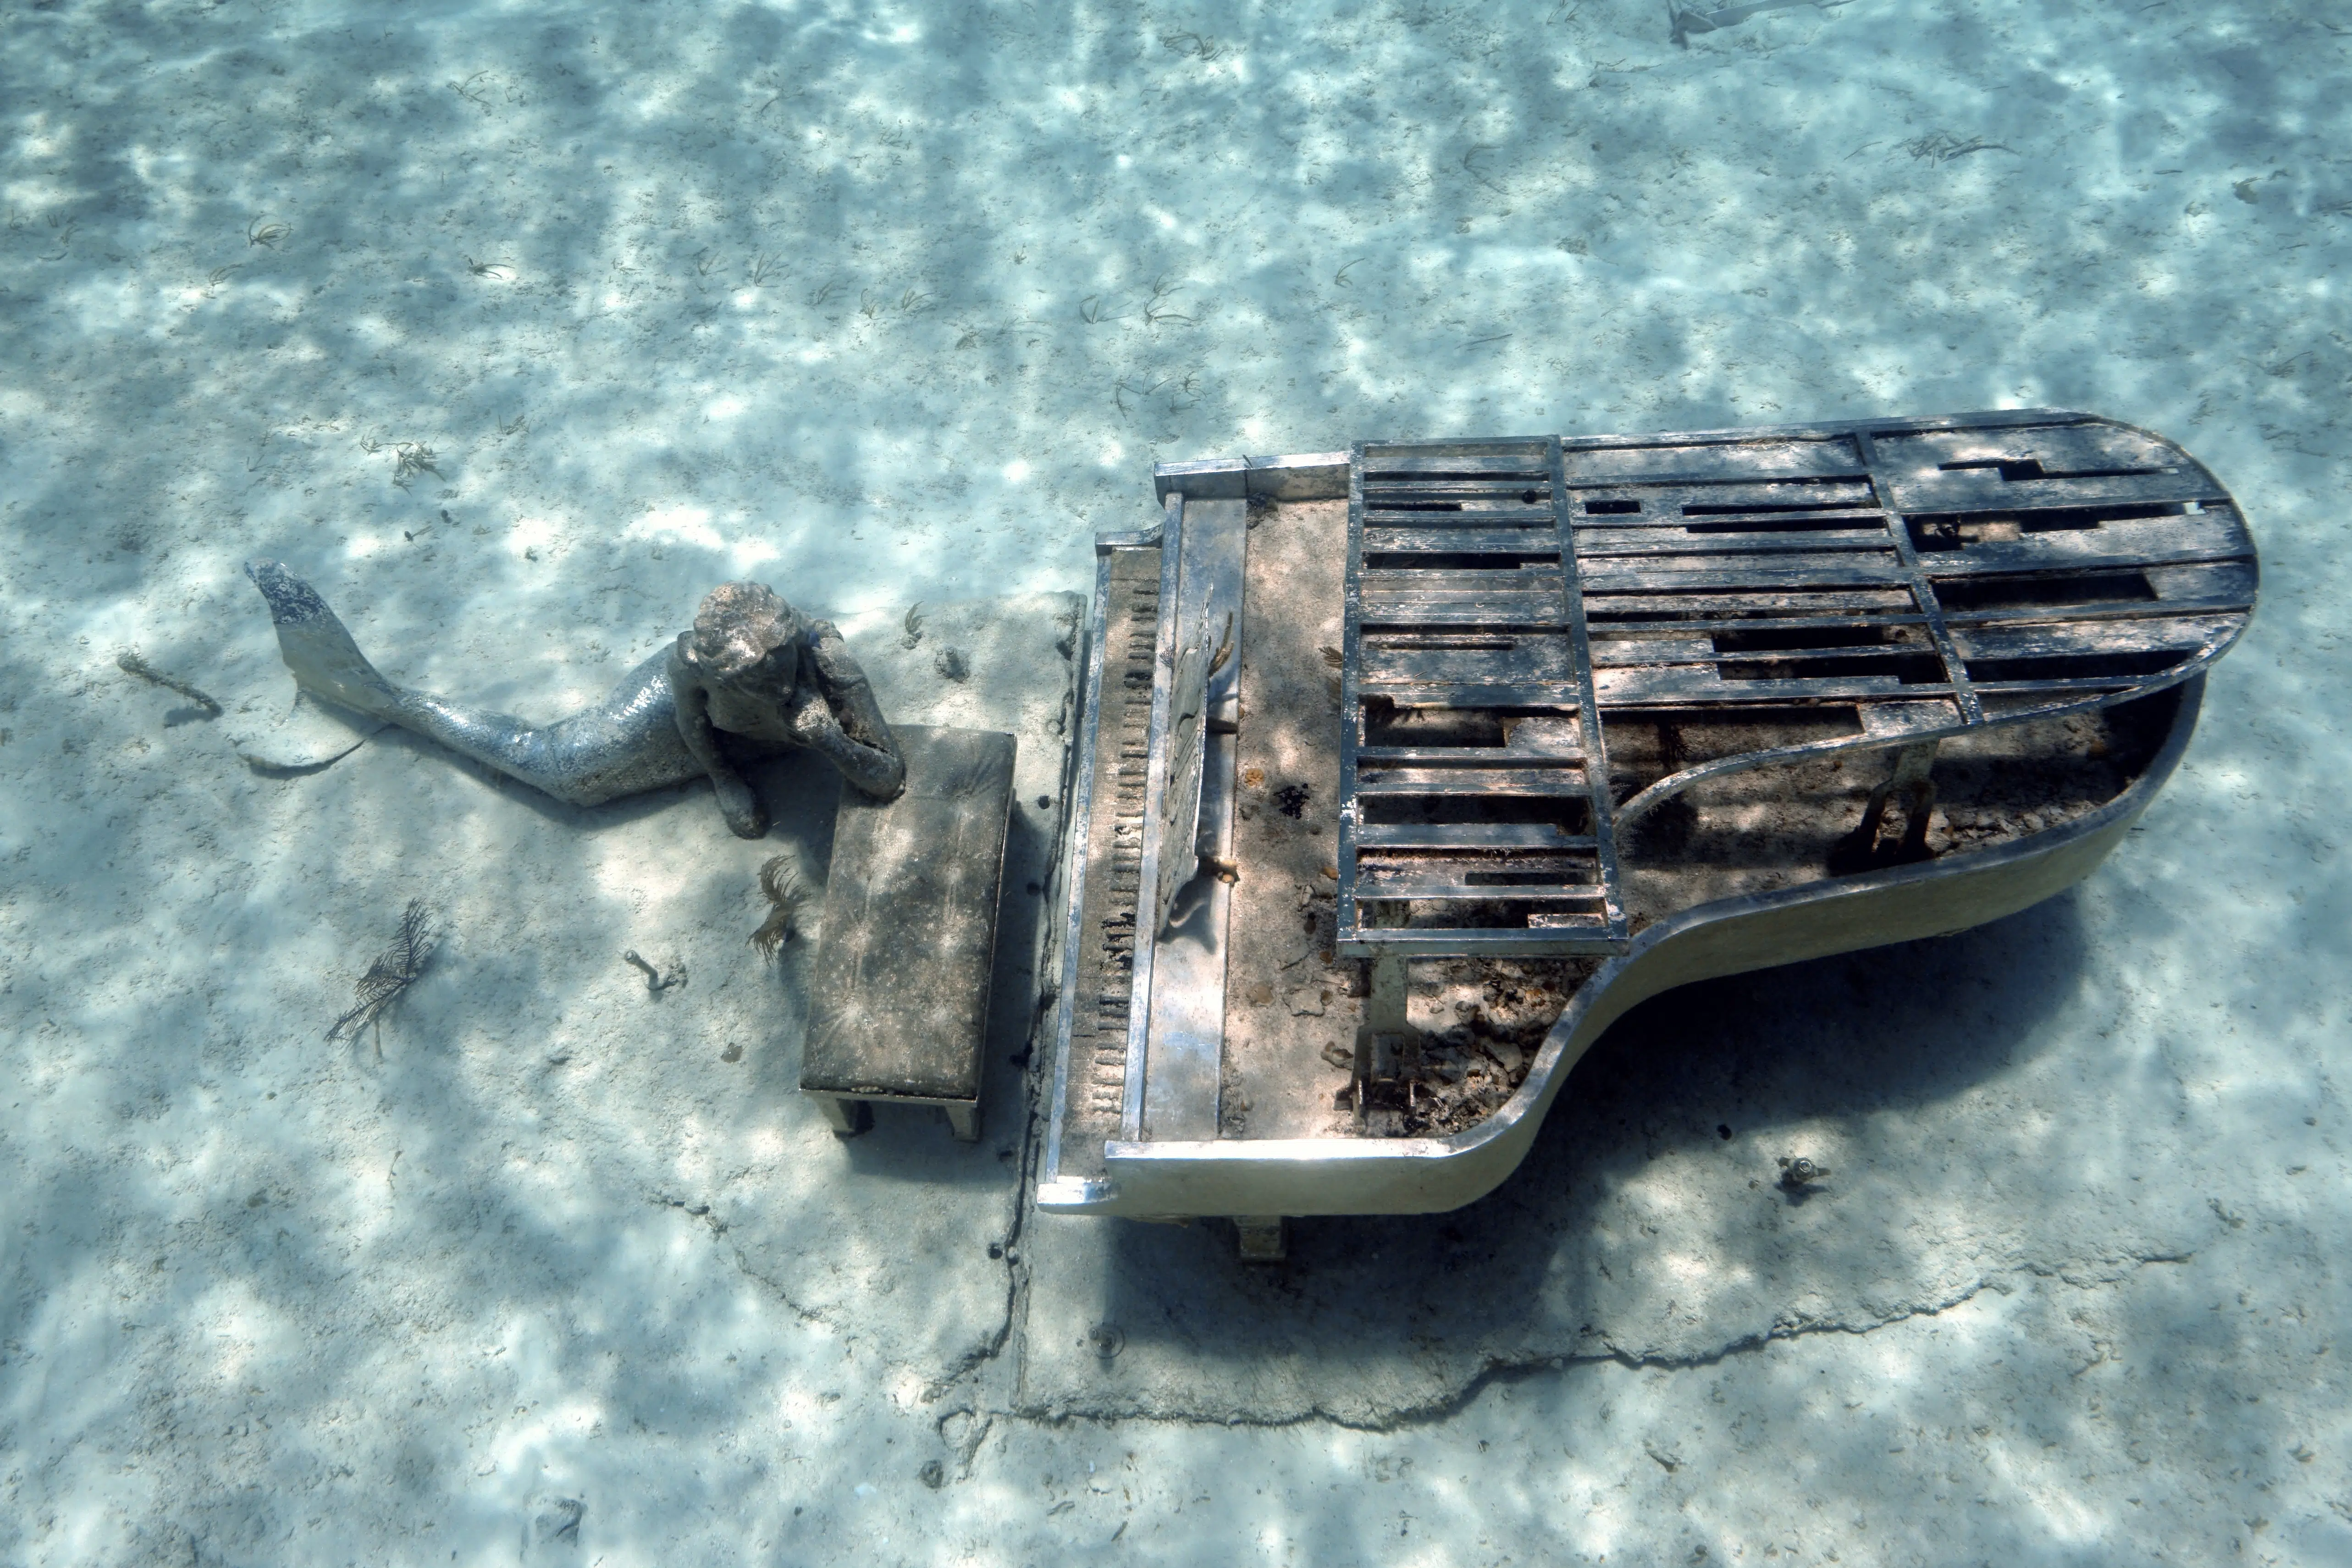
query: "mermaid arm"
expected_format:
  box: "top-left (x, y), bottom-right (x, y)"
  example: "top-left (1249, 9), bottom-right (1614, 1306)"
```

top-left (795, 620), bottom-right (907, 800)
top-left (667, 639), bottom-right (769, 838)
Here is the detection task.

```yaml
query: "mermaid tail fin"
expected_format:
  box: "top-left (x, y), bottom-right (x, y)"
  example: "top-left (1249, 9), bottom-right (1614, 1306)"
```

top-left (243, 560), bottom-right (406, 721)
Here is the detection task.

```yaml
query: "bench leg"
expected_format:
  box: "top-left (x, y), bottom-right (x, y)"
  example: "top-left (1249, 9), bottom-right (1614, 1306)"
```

top-left (815, 1096), bottom-right (872, 1137)
top-left (944, 1101), bottom-right (982, 1143)
top-left (1234, 1217), bottom-right (1288, 1262)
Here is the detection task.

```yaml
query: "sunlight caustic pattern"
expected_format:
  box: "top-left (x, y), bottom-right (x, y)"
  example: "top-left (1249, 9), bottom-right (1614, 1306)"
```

top-left (0, 0), bottom-right (2347, 1562)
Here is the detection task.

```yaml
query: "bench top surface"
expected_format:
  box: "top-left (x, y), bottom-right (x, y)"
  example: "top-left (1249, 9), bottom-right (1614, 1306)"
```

top-left (801, 725), bottom-right (1017, 1102)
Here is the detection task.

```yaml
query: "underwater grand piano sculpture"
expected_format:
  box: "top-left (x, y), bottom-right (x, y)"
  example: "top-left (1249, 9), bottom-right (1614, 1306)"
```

top-left (1038, 410), bottom-right (2258, 1238)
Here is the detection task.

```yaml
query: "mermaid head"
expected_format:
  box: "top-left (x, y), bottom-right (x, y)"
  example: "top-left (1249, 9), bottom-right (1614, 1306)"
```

top-left (686, 581), bottom-right (805, 690)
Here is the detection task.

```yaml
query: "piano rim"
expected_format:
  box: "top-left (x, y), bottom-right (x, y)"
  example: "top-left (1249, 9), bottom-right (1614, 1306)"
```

top-left (1038, 671), bottom-right (2208, 1220)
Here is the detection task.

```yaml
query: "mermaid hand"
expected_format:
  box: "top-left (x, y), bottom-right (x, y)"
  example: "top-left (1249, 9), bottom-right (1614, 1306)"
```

top-left (714, 772), bottom-right (768, 839)
top-left (784, 686), bottom-right (846, 746)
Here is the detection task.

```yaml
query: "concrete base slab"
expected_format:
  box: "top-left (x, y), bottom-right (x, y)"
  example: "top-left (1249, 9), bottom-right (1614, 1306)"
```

top-left (1018, 886), bottom-right (2226, 1424)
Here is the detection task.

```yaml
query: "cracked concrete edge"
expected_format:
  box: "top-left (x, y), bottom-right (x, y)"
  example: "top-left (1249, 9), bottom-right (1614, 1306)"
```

top-left (877, 642), bottom-right (1081, 1408)
top-left (630, 619), bottom-right (1079, 1409)
top-left (646, 1191), bottom-right (837, 1329)
top-left (642, 1063), bottom-right (2221, 1435)
top-left (920, 868), bottom-right (1066, 1408)
top-left (972, 1240), bottom-right (2221, 1434)
top-left (990, 646), bottom-right (1090, 1416)
top-left (919, 641), bottom-right (1084, 1407)
top-left (1587, 1239), bottom-right (2206, 1368)
top-left (919, 1101), bottom-right (1040, 1405)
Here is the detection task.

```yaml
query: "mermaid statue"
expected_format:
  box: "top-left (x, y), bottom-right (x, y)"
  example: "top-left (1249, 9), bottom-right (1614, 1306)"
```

top-left (244, 561), bottom-right (906, 837)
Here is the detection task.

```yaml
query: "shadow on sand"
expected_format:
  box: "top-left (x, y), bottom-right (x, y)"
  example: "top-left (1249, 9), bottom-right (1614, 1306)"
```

top-left (1084, 887), bottom-right (2096, 1389)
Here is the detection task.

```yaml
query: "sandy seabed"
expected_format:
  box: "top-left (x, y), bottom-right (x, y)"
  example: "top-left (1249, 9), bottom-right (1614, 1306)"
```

top-left (2, 0), bottom-right (2348, 1562)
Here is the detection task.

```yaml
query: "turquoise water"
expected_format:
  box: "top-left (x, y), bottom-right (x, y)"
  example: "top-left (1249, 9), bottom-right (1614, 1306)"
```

top-left (2, 0), bottom-right (2345, 1562)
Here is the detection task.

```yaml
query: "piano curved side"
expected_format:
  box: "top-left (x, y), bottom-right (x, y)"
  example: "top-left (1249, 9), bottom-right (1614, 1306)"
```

top-left (1070, 675), bottom-right (2207, 1220)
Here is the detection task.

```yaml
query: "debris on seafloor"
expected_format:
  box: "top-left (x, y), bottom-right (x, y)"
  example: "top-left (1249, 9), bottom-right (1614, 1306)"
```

top-left (624, 949), bottom-right (685, 995)
top-left (116, 650), bottom-right (222, 722)
top-left (528, 1495), bottom-right (583, 1548)
top-left (749, 854), bottom-right (809, 960)
top-left (1339, 964), bottom-right (1581, 1137)
top-left (1668, 0), bottom-right (1836, 46)
top-left (327, 899), bottom-right (436, 1059)
top-left (389, 442), bottom-right (443, 489)
top-left (1778, 1155), bottom-right (1830, 1193)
